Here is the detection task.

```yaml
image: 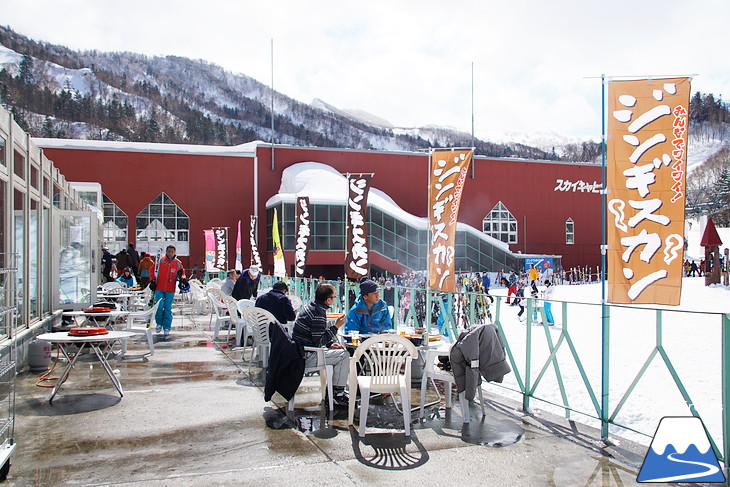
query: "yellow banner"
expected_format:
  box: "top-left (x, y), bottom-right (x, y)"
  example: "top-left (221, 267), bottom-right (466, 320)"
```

top-left (607, 78), bottom-right (690, 304)
top-left (428, 149), bottom-right (473, 292)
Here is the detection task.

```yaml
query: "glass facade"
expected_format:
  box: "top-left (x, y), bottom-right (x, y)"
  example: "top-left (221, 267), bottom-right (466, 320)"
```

top-left (136, 192), bottom-right (190, 255)
top-left (267, 202), bottom-right (522, 272)
top-left (29, 199), bottom-right (38, 320)
top-left (102, 193), bottom-right (128, 253)
top-left (13, 188), bottom-right (24, 323)
top-left (483, 201), bottom-right (518, 244)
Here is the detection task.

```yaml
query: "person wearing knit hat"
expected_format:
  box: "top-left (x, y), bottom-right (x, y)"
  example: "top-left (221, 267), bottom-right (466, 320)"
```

top-left (344, 276), bottom-right (393, 334)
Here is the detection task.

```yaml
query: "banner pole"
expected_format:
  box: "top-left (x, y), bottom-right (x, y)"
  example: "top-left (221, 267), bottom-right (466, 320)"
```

top-left (426, 151), bottom-right (432, 333)
top-left (600, 73), bottom-right (610, 442)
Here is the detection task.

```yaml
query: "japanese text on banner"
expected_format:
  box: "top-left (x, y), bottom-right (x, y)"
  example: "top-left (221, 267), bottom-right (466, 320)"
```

top-left (607, 78), bottom-right (690, 305)
top-left (346, 174), bottom-right (373, 279)
top-left (428, 149), bottom-right (472, 292)
top-left (295, 196), bottom-right (311, 277)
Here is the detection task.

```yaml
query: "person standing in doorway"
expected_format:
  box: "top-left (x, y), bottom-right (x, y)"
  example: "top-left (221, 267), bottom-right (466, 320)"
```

top-left (151, 245), bottom-right (185, 337)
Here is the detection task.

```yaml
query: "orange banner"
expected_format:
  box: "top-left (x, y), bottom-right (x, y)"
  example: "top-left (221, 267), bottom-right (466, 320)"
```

top-left (428, 149), bottom-right (473, 292)
top-left (607, 78), bottom-right (690, 305)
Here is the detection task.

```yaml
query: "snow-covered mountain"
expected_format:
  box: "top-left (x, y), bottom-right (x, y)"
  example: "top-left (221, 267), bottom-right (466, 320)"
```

top-left (0, 25), bottom-right (726, 168)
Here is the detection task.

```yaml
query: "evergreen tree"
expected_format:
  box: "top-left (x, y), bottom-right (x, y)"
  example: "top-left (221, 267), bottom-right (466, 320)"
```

top-left (709, 168), bottom-right (730, 226)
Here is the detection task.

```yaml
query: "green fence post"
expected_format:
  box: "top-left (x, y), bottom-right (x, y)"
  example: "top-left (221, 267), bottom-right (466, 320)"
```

top-left (722, 313), bottom-right (730, 470)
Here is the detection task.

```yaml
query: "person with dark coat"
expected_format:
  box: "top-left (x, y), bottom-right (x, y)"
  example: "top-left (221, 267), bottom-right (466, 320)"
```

top-left (264, 321), bottom-right (305, 402)
top-left (115, 249), bottom-right (131, 273)
top-left (101, 247), bottom-right (114, 282)
top-left (232, 265), bottom-right (261, 300)
top-left (255, 281), bottom-right (296, 324)
top-left (127, 243), bottom-right (140, 277)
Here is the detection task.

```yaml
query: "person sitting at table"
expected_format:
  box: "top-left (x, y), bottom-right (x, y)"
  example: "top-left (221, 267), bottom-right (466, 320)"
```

top-left (344, 277), bottom-right (393, 334)
top-left (221, 269), bottom-right (237, 296)
top-left (292, 282), bottom-right (349, 407)
top-left (115, 267), bottom-right (137, 288)
top-left (255, 281), bottom-right (296, 325)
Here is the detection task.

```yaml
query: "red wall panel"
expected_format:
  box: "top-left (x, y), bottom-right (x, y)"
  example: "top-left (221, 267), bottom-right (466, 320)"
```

top-left (43, 143), bottom-right (602, 274)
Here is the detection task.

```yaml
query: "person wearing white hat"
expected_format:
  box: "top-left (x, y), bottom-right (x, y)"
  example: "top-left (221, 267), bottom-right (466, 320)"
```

top-left (232, 264), bottom-right (261, 300)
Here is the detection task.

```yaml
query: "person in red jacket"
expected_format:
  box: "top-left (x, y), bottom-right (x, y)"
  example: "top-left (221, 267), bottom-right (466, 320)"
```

top-left (151, 245), bottom-right (185, 336)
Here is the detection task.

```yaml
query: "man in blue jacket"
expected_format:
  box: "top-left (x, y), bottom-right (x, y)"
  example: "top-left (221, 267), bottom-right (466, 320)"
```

top-left (345, 277), bottom-right (393, 334)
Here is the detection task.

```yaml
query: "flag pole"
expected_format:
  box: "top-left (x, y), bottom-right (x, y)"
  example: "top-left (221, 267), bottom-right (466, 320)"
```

top-left (471, 61), bottom-right (475, 179)
top-left (426, 150), bottom-right (433, 334)
top-left (600, 73), bottom-right (610, 442)
top-left (270, 38), bottom-right (275, 171)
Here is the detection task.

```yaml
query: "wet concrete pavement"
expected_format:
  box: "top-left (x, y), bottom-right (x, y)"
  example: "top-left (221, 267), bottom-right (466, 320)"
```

top-left (5, 305), bottom-right (666, 486)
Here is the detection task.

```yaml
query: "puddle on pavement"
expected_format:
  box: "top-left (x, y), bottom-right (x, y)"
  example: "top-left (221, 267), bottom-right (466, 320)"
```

top-left (418, 405), bottom-right (524, 447)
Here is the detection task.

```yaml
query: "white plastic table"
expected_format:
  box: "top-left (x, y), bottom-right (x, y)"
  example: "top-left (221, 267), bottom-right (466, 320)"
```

top-left (36, 331), bottom-right (135, 403)
top-left (61, 309), bottom-right (130, 328)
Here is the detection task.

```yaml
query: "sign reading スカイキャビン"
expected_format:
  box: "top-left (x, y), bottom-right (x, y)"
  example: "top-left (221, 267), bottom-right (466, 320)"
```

top-left (607, 77), bottom-right (690, 305)
top-left (428, 149), bottom-right (473, 293)
top-left (345, 174), bottom-right (373, 280)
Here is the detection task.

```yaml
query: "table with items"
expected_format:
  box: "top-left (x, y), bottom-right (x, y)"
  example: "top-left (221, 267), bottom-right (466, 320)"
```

top-left (36, 331), bottom-right (135, 403)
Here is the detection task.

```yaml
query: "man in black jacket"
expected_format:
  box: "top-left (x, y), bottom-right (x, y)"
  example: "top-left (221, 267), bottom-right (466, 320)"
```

top-left (255, 281), bottom-right (296, 324)
top-left (292, 283), bottom-right (349, 406)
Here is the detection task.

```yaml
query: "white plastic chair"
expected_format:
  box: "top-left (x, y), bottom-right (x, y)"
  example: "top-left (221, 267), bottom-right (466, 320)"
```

top-left (101, 281), bottom-right (124, 291)
top-left (189, 281), bottom-right (209, 315)
top-left (288, 295), bottom-right (303, 312)
top-left (241, 307), bottom-right (274, 375)
top-left (219, 295), bottom-right (241, 343)
top-left (206, 288), bottom-right (231, 339)
top-left (130, 287), bottom-right (152, 312)
top-left (235, 299), bottom-right (256, 352)
top-left (206, 278), bottom-right (223, 289)
top-left (348, 334), bottom-right (418, 437)
top-left (419, 349), bottom-right (485, 423)
top-left (121, 299), bottom-right (161, 357)
top-left (287, 346), bottom-right (334, 412)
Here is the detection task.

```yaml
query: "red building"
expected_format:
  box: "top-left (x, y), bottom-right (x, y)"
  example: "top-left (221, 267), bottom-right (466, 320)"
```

top-left (36, 139), bottom-right (602, 277)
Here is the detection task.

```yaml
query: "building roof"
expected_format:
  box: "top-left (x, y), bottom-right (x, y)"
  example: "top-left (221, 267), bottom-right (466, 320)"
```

top-left (33, 138), bottom-right (261, 157)
top-left (700, 217), bottom-right (723, 247)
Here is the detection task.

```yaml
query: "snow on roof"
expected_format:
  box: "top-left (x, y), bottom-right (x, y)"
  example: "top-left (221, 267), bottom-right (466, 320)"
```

top-left (33, 137), bottom-right (262, 156)
top-left (266, 161), bottom-right (511, 251)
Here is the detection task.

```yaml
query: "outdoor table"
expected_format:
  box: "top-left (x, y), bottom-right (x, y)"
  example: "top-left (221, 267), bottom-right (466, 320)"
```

top-left (36, 331), bottom-right (136, 403)
top-left (61, 309), bottom-right (130, 328)
top-left (97, 290), bottom-right (144, 310)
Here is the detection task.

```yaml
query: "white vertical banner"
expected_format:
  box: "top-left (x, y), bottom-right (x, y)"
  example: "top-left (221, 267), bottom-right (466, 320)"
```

top-left (211, 227), bottom-right (228, 271)
top-left (249, 215), bottom-right (262, 268)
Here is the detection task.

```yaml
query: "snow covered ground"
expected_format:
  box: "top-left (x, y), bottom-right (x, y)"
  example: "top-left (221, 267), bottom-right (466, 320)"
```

top-left (485, 218), bottom-right (729, 450)
top-left (486, 276), bottom-right (728, 450)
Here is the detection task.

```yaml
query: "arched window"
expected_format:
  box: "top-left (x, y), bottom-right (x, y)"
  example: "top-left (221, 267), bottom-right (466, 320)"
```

top-left (482, 202), bottom-right (517, 244)
top-left (136, 192), bottom-right (190, 256)
top-left (102, 193), bottom-right (127, 254)
top-left (566, 218), bottom-right (574, 244)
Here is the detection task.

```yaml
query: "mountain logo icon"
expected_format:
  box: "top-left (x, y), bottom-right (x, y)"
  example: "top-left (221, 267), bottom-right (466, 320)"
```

top-left (637, 416), bottom-right (725, 483)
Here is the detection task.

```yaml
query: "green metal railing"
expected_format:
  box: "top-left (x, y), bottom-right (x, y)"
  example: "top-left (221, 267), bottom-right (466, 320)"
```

top-left (252, 275), bottom-right (729, 463)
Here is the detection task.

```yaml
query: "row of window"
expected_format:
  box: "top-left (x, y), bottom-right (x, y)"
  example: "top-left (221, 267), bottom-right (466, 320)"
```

top-left (102, 192), bottom-right (190, 254)
top-left (483, 201), bottom-right (575, 245)
top-left (265, 202), bottom-right (557, 272)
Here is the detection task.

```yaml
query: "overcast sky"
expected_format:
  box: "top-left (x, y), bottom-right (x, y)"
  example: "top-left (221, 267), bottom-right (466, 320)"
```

top-left (2, 0), bottom-right (728, 139)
